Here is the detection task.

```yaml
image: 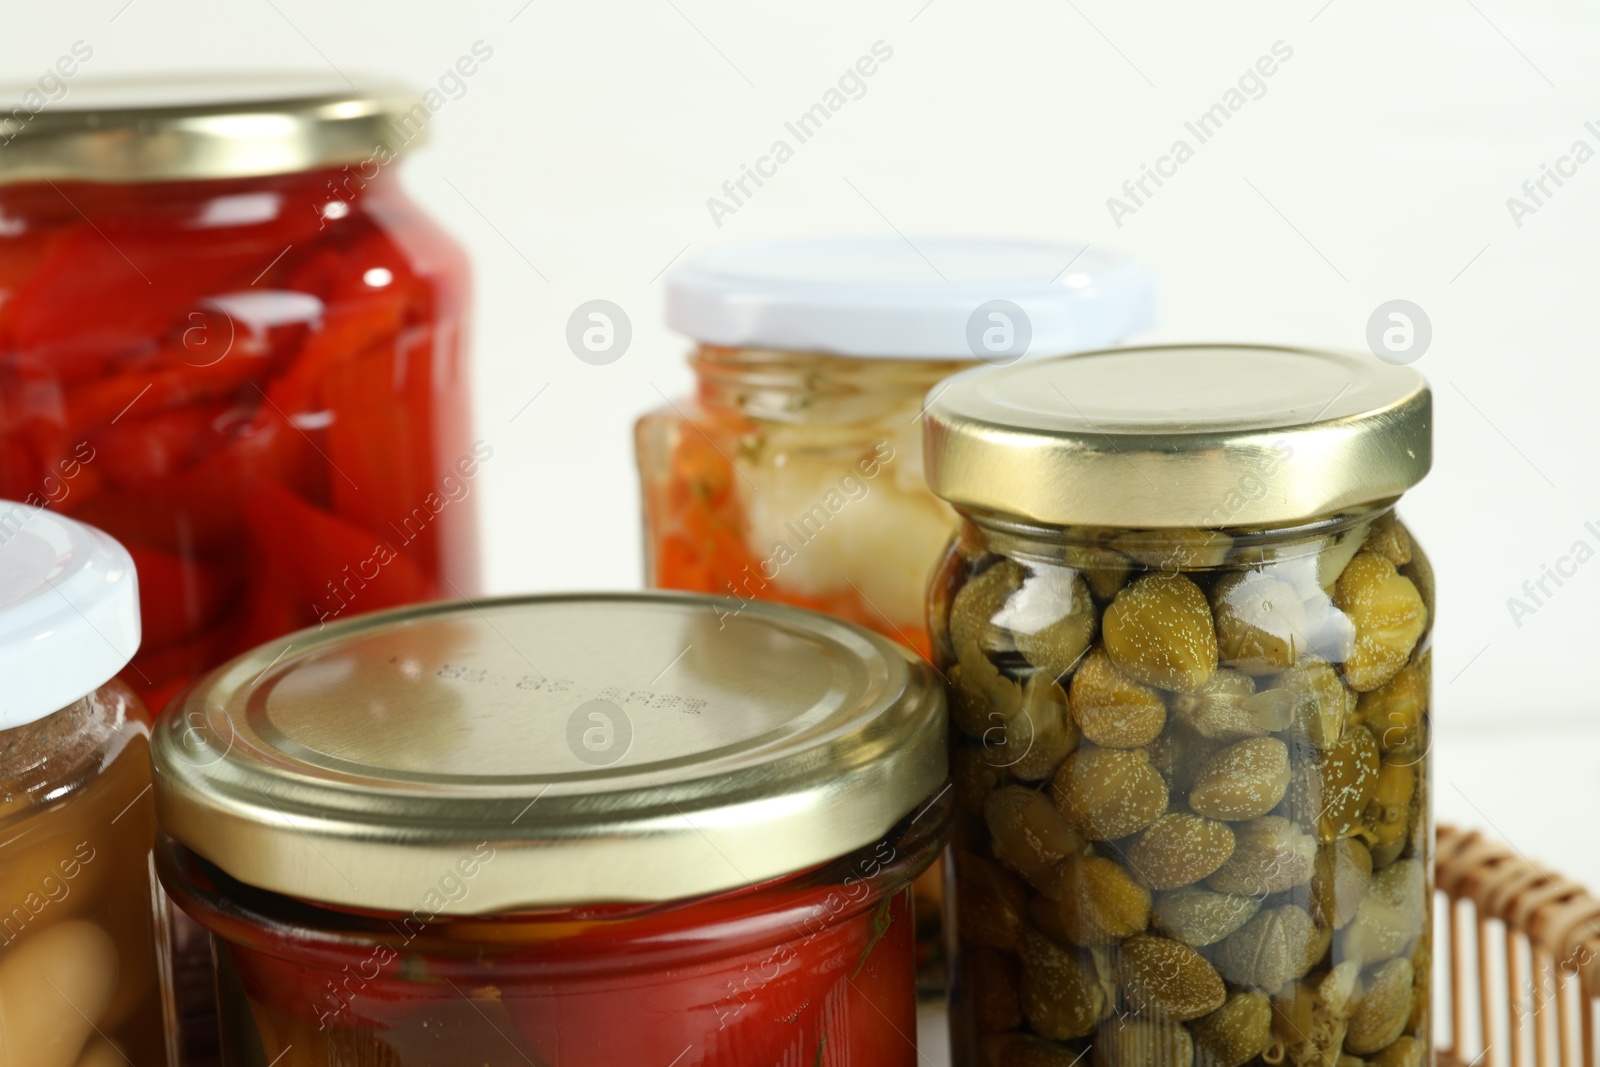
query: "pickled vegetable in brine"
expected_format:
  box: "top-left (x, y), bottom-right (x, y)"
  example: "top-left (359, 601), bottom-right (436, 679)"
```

top-left (0, 169), bottom-right (476, 713)
top-left (936, 512), bottom-right (1433, 1067)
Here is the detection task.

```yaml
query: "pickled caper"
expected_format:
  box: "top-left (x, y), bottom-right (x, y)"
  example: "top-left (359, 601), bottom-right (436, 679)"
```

top-left (1102, 573), bottom-right (1218, 692)
top-left (1120, 934), bottom-right (1226, 1020)
top-left (958, 853), bottom-right (1030, 950)
top-left (1171, 669), bottom-right (1291, 742)
top-left (941, 515), bottom-right (1430, 1063)
top-left (1051, 745), bottom-right (1168, 841)
top-left (1113, 528), bottom-right (1235, 572)
top-left (953, 558), bottom-right (1025, 656)
top-left (1369, 1037), bottom-right (1425, 1067)
top-left (1189, 737), bottom-right (1292, 821)
top-left (1043, 854), bottom-right (1151, 946)
top-left (1270, 661), bottom-right (1355, 755)
top-left (1337, 859), bottom-right (1425, 966)
top-left (951, 641), bottom-right (1023, 739)
top-left (1361, 761), bottom-right (1415, 859)
top-left (992, 673), bottom-right (1082, 782)
top-left (1207, 816), bottom-right (1316, 896)
top-left (1127, 812), bottom-right (1235, 890)
top-left (1212, 571), bottom-right (1311, 675)
top-left (1287, 725), bottom-right (1379, 844)
top-left (1192, 990), bottom-right (1272, 1067)
top-left (1270, 962), bottom-right (1360, 1067)
top-left (1019, 927), bottom-right (1113, 1040)
top-left (1001, 1036), bottom-right (1096, 1067)
top-left (1093, 1015), bottom-right (1197, 1067)
top-left (1333, 553), bottom-right (1427, 693)
top-left (1069, 647), bottom-right (1167, 748)
top-left (1008, 564), bottom-right (1100, 679)
top-left (1345, 957), bottom-right (1413, 1054)
top-left (1352, 666), bottom-right (1426, 761)
top-left (1214, 905), bottom-right (1327, 992)
top-left (1363, 513), bottom-right (1412, 567)
top-left (1153, 887), bottom-right (1261, 947)
top-left (1309, 838), bottom-right (1373, 929)
top-left (986, 784), bottom-right (1088, 879)
top-left (1064, 543), bottom-right (1134, 602)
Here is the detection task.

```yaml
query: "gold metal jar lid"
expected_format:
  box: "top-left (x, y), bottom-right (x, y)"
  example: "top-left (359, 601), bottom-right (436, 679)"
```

top-left (151, 593), bottom-right (946, 915)
top-left (923, 344), bottom-right (1431, 528)
top-left (0, 74), bottom-right (426, 184)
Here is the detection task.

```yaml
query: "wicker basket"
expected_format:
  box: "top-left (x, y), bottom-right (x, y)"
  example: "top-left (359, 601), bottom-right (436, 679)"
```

top-left (1437, 823), bottom-right (1600, 1067)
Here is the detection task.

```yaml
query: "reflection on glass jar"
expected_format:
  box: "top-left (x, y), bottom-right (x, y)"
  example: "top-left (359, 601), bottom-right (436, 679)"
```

top-left (639, 345), bottom-right (964, 658)
top-left (159, 798), bottom-right (945, 1067)
top-left (0, 502), bottom-right (170, 1066)
top-left (152, 592), bottom-right (950, 1066)
top-left (0, 77), bottom-right (478, 713)
top-left (922, 346), bottom-right (1434, 1067)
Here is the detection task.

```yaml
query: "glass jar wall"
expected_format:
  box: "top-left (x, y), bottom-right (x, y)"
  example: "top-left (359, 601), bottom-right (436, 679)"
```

top-left (638, 344), bottom-right (963, 658)
top-left (0, 79), bottom-right (478, 713)
top-left (931, 510), bottom-right (1432, 1067)
top-left (920, 345), bottom-right (1434, 1067)
top-left (158, 796), bottom-right (945, 1067)
top-left (0, 684), bottom-right (168, 1067)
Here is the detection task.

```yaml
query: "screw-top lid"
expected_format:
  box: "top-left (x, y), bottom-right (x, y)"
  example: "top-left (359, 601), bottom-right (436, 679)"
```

top-left (0, 73), bottom-right (426, 185)
top-left (666, 236), bottom-right (1156, 360)
top-left (0, 502), bottom-right (141, 729)
top-left (152, 593), bottom-right (947, 914)
top-left (923, 344), bottom-right (1431, 528)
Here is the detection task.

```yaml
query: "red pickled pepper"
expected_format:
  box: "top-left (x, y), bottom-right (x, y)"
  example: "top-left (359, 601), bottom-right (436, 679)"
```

top-left (0, 168), bottom-right (476, 713)
top-left (201, 868), bottom-right (920, 1066)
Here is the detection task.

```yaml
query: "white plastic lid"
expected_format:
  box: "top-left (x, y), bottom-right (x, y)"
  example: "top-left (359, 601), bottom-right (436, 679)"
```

top-left (665, 236), bottom-right (1157, 360)
top-left (0, 503), bottom-right (141, 729)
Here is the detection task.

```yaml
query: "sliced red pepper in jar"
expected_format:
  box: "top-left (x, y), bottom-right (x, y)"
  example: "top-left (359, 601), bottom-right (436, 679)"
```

top-left (243, 477), bottom-right (436, 623)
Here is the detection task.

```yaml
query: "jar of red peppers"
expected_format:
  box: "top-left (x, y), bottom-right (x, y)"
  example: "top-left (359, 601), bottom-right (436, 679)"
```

top-left (922, 346), bottom-right (1434, 1067)
top-left (0, 76), bottom-right (479, 714)
top-left (152, 592), bottom-right (950, 1066)
top-left (0, 501), bottom-right (172, 1067)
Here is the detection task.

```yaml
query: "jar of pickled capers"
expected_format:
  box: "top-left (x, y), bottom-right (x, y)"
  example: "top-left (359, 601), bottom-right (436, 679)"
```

top-left (923, 345), bottom-right (1433, 1067)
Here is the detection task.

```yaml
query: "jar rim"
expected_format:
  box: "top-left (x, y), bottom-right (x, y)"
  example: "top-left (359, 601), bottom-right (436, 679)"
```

top-left (0, 73), bottom-right (426, 185)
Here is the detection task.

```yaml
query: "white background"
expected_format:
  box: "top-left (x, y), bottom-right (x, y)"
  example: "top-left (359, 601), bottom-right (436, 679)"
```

top-left (8, 0), bottom-right (1598, 1030)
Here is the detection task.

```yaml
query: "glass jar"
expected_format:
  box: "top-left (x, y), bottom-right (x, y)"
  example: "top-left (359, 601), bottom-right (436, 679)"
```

top-left (0, 502), bottom-right (171, 1066)
top-left (152, 592), bottom-right (950, 1066)
top-left (639, 236), bottom-right (1155, 661)
top-left (921, 346), bottom-right (1434, 1067)
top-left (0, 76), bottom-right (479, 713)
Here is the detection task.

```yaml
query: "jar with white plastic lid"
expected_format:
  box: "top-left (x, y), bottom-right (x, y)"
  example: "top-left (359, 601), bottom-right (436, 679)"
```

top-left (922, 346), bottom-right (1434, 1067)
top-left (0, 501), bottom-right (170, 1067)
top-left (638, 236), bottom-right (1156, 661)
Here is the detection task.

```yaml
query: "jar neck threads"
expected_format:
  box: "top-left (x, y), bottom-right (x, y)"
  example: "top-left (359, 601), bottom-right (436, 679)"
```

top-left (0, 165), bottom-right (400, 227)
top-left (956, 503), bottom-right (1393, 567)
top-left (690, 345), bottom-right (968, 425)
